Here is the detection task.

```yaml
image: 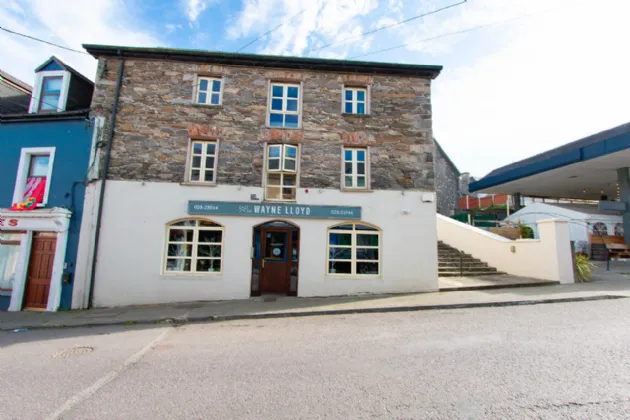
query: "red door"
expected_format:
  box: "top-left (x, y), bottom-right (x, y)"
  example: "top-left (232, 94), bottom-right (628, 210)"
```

top-left (260, 229), bottom-right (290, 294)
top-left (23, 232), bottom-right (56, 310)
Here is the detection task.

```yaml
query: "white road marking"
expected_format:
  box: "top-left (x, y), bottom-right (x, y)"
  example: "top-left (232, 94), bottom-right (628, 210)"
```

top-left (45, 328), bottom-right (172, 420)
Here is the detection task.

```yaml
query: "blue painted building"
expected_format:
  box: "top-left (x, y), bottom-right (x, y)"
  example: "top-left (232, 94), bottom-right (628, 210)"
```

top-left (0, 57), bottom-right (101, 311)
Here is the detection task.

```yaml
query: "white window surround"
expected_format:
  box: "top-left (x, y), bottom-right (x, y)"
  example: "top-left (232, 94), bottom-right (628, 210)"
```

top-left (163, 219), bottom-right (224, 275)
top-left (342, 85), bottom-right (371, 115)
top-left (263, 143), bottom-right (300, 201)
top-left (12, 147), bottom-right (56, 207)
top-left (194, 76), bottom-right (223, 106)
top-left (326, 222), bottom-right (381, 277)
top-left (341, 147), bottom-right (370, 190)
top-left (184, 139), bottom-right (220, 185)
top-left (28, 71), bottom-right (71, 113)
top-left (266, 81), bottom-right (302, 129)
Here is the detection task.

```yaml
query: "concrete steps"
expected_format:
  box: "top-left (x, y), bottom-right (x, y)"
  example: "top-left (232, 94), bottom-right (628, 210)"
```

top-left (438, 241), bottom-right (505, 277)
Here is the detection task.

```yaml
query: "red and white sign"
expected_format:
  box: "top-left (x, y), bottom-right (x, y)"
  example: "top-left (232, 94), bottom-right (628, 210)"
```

top-left (0, 218), bottom-right (19, 227)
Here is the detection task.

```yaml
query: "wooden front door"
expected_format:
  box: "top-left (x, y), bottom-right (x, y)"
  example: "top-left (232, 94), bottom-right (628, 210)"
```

top-left (260, 228), bottom-right (291, 294)
top-left (23, 232), bottom-right (56, 309)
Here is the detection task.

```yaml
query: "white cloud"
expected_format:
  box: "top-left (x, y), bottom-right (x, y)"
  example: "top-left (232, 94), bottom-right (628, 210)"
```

top-left (184, 0), bottom-right (212, 23)
top-left (0, 0), bottom-right (162, 85)
top-left (166, 23), bottom-right (183, 34)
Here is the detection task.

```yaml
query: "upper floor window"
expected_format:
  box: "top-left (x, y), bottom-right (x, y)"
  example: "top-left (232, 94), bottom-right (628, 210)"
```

top-left (343, 148), bottom-right (368, 189)
top-left (265, 144), bottom-right (298, 201)
top-left (343, 87), bottom-right (368, 115)
top-left (187, 140), bottom-right (218, 184)
top-left (39, 76), bottom-right (63, 112)
top-left (196, 77), bottom-right (222, 105)
top-left (12, 147), bottom-right (55, 208)
top-left (164, 219), bottom-right (224, 274)
top-left (268, 83), bottom-right (301, 129)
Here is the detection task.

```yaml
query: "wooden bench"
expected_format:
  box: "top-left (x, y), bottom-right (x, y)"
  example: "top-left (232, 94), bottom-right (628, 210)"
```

top-left (606, 243), bottom-right (630, 259)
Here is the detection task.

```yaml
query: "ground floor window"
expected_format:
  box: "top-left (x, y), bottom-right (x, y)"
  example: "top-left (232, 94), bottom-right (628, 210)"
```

top-left (327, 223), bottom-right (380, 276)
top-left (164, 219), bottom-right (223, 274)
top-left (0, 232), bottom-right (21, 295)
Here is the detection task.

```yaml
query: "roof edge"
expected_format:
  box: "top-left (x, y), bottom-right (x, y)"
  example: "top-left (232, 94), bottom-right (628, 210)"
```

top-left (82, 44), bottom-right (443, 78)
top-left (0, 108), bottom-right (90, 123)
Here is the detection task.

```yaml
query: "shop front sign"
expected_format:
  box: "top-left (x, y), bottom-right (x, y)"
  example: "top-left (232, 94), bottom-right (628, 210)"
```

top-left (188, 201), bottom-right (361, 220)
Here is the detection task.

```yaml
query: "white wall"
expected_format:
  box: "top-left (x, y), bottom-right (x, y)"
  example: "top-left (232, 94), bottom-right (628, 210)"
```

top-left (92, 181), bottom-right (438, 307)
top-left (437, 214), bottom-right (574, 284)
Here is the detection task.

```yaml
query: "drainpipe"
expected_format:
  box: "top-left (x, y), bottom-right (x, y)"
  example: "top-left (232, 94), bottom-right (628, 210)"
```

top-left (87, 56), bottom-right (124, 308)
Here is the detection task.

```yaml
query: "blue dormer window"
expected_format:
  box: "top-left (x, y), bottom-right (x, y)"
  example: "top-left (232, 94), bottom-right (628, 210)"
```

top-left (39, 76), bottom-right (63, 112)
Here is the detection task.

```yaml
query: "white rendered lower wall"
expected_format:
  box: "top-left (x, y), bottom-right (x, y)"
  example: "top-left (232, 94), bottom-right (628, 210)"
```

top-left (92, 181), bottom-right (438, 307)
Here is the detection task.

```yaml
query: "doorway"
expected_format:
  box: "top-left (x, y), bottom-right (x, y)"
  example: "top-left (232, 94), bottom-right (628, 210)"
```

top-left (23, 231), bottom-right (56, 310)
top-left (251, 221), bottom-right (299, 296)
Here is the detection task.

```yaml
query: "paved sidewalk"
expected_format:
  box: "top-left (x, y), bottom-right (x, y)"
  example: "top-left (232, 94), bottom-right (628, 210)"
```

top-left (1, 276), bottom-right (629, 331)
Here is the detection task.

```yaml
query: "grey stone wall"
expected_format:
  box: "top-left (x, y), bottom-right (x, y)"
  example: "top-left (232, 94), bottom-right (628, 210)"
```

top-left (91, 58), bottom-right (435, 191)
top-left (434, 141), bottom-right (460, 216)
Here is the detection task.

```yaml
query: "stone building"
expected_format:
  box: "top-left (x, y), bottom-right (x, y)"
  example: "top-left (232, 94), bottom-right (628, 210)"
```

top-left (80, 44), bottom-right (442, 307)
top-left (434, 139), bottom-right (460, 216)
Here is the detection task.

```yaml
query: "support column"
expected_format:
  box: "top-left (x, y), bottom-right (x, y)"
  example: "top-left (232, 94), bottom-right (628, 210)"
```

top-left (513, 192), bottom-right (522, 211)
top-left (617, 167), bottom-right (630, 245)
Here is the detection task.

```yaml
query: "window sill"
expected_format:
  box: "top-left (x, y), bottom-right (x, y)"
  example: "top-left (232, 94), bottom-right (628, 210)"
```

top-left (265, 125), bottom-right (303, 131)
top-left (190, 103), bottom-right (223, 108)
top-left (342, 113), bottom-right (371, 118)
top-left (325, 274), bottom-right (381, 279)
top-left (340, 188), bottom-right (373, 193)
top-left (161, 272), bottom-right (223, 278)
top-left (180, 181), bottom-right (218, 188)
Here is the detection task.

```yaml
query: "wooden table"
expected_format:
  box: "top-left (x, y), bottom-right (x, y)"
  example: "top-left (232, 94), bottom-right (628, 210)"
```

top-left (606, 243), bottom-right (630, 259)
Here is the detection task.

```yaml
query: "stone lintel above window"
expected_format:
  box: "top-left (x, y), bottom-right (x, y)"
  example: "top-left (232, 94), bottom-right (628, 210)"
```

top-left (340, 74), bottom-right (373, 87)
top-left (188, 125), bottom-right (221, 139)
top-left (263, 128), bottom-right (304, 144)
top-left (342, 131), bottom-right (372, 147)
top-left (266, 70), bottom-right (304, 82)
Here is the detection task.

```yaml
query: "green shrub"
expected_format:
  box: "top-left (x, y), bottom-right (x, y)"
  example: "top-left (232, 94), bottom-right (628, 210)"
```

top-left (575, 254), bottom-right (596, 282)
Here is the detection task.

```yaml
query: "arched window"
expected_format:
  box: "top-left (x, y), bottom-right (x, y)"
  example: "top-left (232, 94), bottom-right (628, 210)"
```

top-left (164, 219), bottom-right (223, 274)
top-left (327, 223), bottom-right (380, 276)
top-left (592, 222), bottom-right (608, 236)
top-left (614, 223), bottom-right (624, 236)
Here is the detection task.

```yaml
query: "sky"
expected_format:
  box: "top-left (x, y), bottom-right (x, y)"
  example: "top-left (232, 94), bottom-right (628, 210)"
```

top-left (1, 0), bottom-right (628, 178)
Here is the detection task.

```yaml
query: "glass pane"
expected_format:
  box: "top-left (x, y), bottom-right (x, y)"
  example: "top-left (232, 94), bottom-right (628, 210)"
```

top-left (268, 146), bottom-right (281, 158)
top-left (267, 173), bottom-right (281, 185)
top-left (198, 229), bottom-right (222, 243)
top-left (344, 102), bottom-right (353, 114)
top-left (345, 176), bottom-right (353, 187)
top-left (345, 90), bottom-right (353, 101)
top-left (197, 244), bottom-right (222, 258)
top-left (329, 233), bottom-right (351, 246)
top-left (357, 176), bottom-right (366, 188)
top-left (329, 261), bottom-right (351, 274)
top-left (166, 259), bottom-right (191, 272)
top-left (357, 163), bottom-right (365, 175)
top-left (355, 224), bottom-right (378, 231)
top-left (29, 155), bottom-right (49, 177)
top-left (287, 86), bottom-right (299, 98)
top-left (199, 220), bottom-right (221, 227)
top-left (191, 170), bottom-right (200, 181)
top-left (205, 156), bottom-right (215, 169)
top-left (357, 90), bottom-right (365, 101)
top-left (282, 188), bottom-right (296, 199)
top-left (268, 159), bottom-right (280, 171)
top-left (199, 79), bottom-right (208, 91)
top-left (197, 92), bottom-right (207, 104)
top-left (212, 80), bottom-right (221, 92)
top-left (266, 185), bottom-right (282, 200)
top-left (191, 156), bottom-right (201, 168)
top-left (357, 103), bottom-right (365, 114)
top-left (193, 143), bottom-right (203, 154)
top-left (168, 228), bottom-right (194, 242)
top-left (269, 113), bottom-right (283, 127)
top-left (345, 162), bottom-right (353, 174)
top-left (211, 94), bottom-right (220, 105)
top-left (284, 159), bottom-right (296, 171)
top-left (167, 244), bottom-right (192, 257)
top-left (357, 150), bottom-right (366, 162)
top-left (344, 150), bottom-right (352, 161)
top-left (204, 170), bottom-right (214, 182)
top-left (285, 115), bottom-right (298, 128)
top-left (332, 224), bottom-right (354, 230)
top-left (284, 174), bottom-right (296, 186)
top-left (265, 232), bottom-right (286, 259)
top-left (196, 259), bottom-right (221, 272)
top-left (285, 146), bottom-right (297, 158)
top-left (206, 143), bottom-right (216, 155)
top-left (40, 94), bottom-right (60, 110)
top-left (286, 99), bottom-right (298, 111)
top-left (357, 262), bottom-right (378, 275)
top-left (272, 85), bottom-right (283, 97)
top-left (171, 220), bottom-right (197, 227)
top-left (329, 247), bottom-right (351, 260)
top-left (271, 98), bottom-right (283, 110)
top-left (43, 77), bottom-right (62, 93)
top-left (356, 248), bottom-right (379, 260)
top-left (0, 244), bottom-right (20, 292)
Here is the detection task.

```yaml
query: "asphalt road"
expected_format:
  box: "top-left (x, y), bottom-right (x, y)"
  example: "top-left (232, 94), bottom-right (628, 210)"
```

top-left (2, 299), bottom-right (630, 419)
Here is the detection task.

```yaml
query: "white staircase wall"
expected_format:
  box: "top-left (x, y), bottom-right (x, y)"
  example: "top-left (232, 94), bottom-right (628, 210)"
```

top-left (437, 214), bottom-right (575, 283)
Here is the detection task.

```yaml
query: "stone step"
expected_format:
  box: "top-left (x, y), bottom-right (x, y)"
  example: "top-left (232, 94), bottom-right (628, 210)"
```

top-left (438, 257), bottom-right (481, 263)
top-left (439, 262), bottom-right (489, 269)
top-left (439, 271), bottom-right (506, 277)
top-left (439, 266), bottom-right (496, 273)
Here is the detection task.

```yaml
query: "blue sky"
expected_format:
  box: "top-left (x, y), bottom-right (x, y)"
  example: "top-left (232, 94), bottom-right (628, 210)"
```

top-left (1, 0), bottom-right (628, 177)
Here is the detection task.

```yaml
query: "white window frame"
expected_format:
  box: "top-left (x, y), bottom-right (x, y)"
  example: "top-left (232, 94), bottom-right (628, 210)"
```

top-left (185, 139), bottom-right (219, 185)
top-left (163, 219), bottom-right (224, 275)
top-left (326, 223), bottom-right (381, 277)
top-left (195, 76), bottom-right (223, 106)
top-left (342, 86), bottom-right (370, 115)
top-left (263, 144), bottom-right (299, 201)
top-left (12, 147), bottom-right (56, 207)
top-left (267, 82), bottom-right (302, 129)
top-left (342, 147), bottom-right (370, 190)
top-left (29, 71), bottom-right (71, 113)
